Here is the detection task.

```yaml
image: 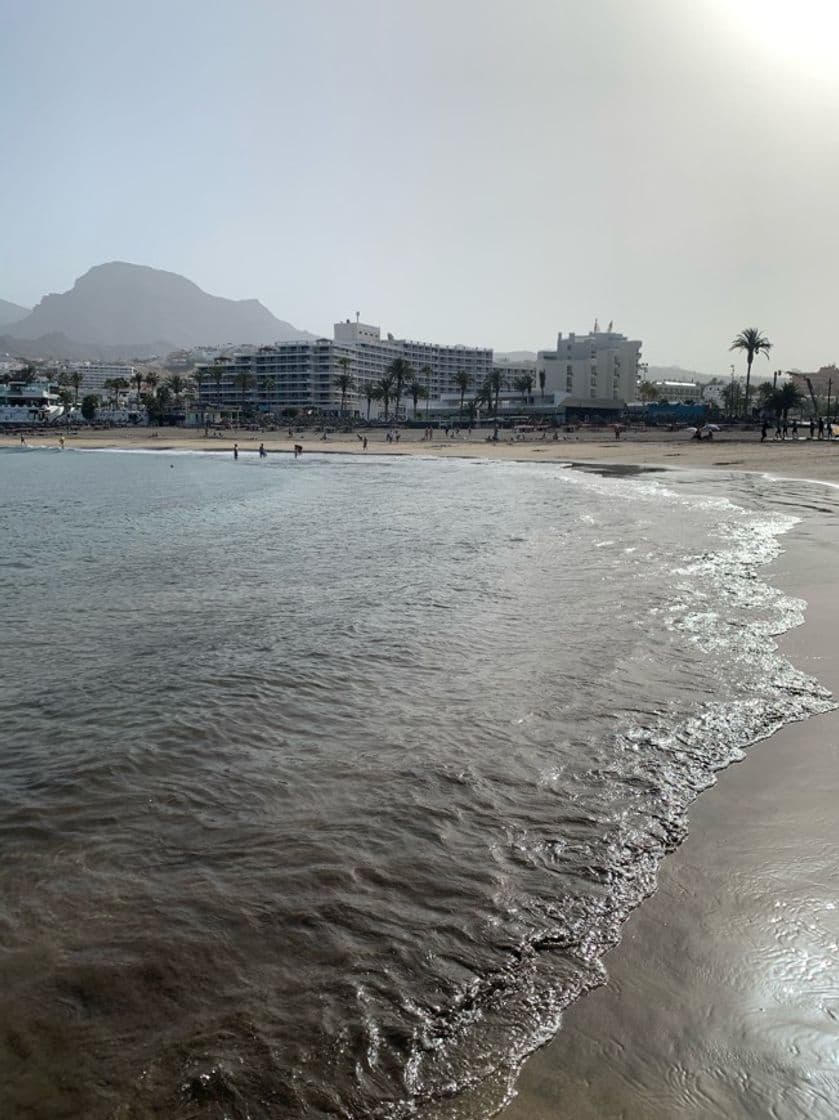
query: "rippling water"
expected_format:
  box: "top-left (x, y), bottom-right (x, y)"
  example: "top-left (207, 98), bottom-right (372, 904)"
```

top-left (0, 447), bottom-right (832, 1119)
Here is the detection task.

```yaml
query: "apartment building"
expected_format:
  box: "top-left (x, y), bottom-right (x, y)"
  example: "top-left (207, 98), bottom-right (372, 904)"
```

top-left (536, 327), bottom-right (642, 407)
top-left (194, 320), bottom-right (493, 418)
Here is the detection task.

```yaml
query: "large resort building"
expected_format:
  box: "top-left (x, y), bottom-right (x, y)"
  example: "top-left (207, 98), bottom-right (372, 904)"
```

top-left (192, 318), bottom-right (641, 423)
top-left (194, 320), bottom-right (492, 420)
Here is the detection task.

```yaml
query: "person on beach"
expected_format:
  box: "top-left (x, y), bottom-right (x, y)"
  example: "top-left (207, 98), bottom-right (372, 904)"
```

top-left (818, 417), bottom-right (825, 439)
top-left (792, 420), bottom-right (798, 438)
top-left (810, 418), bottom-right (816, 439)
top-left (59, 435), bottom-right (65, 450)
top-left (233, 443), bottom-right (239, 460)
top-left (761, 420), bottom-right (769, 442)
top-left (19, 433), bottom-right (25, 446)
top-left (293, 443), bottom-right (303, 458)
top-left (259, 442), bottom-right (266, 458)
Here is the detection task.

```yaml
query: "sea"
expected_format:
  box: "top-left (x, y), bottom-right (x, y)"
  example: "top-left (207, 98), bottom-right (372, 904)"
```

top-left (0, 446), bottom-right (833, 1119)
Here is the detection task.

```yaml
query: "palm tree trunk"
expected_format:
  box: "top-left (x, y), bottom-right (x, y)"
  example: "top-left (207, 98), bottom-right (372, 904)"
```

top-left (744, 355), bottom-right (753, 417)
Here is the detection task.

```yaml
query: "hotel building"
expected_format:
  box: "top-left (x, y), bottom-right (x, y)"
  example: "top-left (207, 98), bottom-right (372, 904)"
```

top-left (536, 327), bottom-right (642, 410)
top-left (194, 320), bottom-right (493, 419)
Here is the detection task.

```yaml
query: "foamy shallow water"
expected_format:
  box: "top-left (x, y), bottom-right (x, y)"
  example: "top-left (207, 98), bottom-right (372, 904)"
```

top-left (0, 449), bottom-right (832, 1118)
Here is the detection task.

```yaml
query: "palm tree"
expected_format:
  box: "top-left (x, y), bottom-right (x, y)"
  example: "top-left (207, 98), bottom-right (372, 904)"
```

top-left (730, 327), bottom-right (772, 417)
top-left (192, 367), bottom-right (210, 415)
top-left (167, 374), bottom-right (186, 407)
top-left (387, 357), bottom-right (412, 421)
top-left (144, 371), bottom-right (159, 394)
top-left (487, 369), bottom-right (506, 421)
top-left (155, 382), bottom-right (172, 423)
top-left (377, 373), bottom-right (395, 420)
top-left (421, 364), bottom-right (434, 418)
top-left (334, 371), bottom-right (354, 416)
top-left (102, 378), bottom-right (118, 409)
top-left (210, 365), bottom-right (225, 408)
top-left (233, 371), bottom-right (255, 416)
top-left (513, 373), bottom-right (534, 404)
top-left (454, 370), bottom-right (472, 424)
top-left (638, 380), bottom-right (660, 402)
top-left (59, 370), bottom-right (83, 405)
top-left (133, 369), bottom-right (144, 404)
top-left (362, 381), bottom-right (381, 421)
top-left (773, 381), bottom-right (803, 423)
top-left (407, 377), bottom-right (427, 418)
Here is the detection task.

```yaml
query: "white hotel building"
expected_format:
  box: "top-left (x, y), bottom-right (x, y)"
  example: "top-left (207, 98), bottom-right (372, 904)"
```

top-left (70, 362), bottom-right (138, 397)
top-left (536, 328), bottom-right (642, 410)
top-left (194, 320), bottom-right (492, 419)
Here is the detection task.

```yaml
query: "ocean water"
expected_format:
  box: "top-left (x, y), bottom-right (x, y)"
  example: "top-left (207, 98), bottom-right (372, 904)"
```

top-left (0, 447), bottom-right (832, 1119)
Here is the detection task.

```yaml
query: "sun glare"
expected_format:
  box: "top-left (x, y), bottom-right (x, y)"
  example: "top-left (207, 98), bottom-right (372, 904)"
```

top-left (719, 0), bottom-right (839, 68)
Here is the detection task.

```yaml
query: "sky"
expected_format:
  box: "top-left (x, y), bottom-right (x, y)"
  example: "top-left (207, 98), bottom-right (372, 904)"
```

top-left (3, 0), bottom-right (839, 375)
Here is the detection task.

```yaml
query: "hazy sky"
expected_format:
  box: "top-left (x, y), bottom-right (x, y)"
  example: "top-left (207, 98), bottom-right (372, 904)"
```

top-left (3, 0), bottom-right (839, 373)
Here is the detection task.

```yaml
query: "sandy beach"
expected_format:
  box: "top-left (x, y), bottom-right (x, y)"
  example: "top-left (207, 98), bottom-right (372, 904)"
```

top-left (6, 424), bottom-right (839, 485)
top-left (6, 426), bottom-right (839, 1118)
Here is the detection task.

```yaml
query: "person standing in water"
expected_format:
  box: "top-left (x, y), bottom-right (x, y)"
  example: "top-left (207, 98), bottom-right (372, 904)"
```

top-left (233, 443), bottom-right (239, 460)
top-left (259, 442), bottom-right (266, 458)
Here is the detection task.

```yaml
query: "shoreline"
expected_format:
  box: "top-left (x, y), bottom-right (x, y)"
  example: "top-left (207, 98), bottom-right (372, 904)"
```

top-left (8, 428), bottom-right (839, 1117)
top-left (500, 482), bottom-right (839, 1119)
top-left (6, 424), bottom-right (839, 484)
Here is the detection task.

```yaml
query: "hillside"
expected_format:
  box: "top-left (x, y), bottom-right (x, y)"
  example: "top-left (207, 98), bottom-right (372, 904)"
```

top-left (7, 262), bottom-right (312, 350)
top-left (0, 298), bottom-right (30, 331)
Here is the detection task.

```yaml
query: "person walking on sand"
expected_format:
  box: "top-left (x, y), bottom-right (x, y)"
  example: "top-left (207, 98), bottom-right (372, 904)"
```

top-left (818, 417), bottom-right (825, 440)
top-left (233, 442), bottom-right (239, 460)
top-left (761, 419), bottom-right (769, 442)
top-left (810, 418), bottom-right (816, 439)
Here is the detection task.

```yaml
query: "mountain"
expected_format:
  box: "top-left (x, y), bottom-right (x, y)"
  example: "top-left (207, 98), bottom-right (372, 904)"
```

top-left (495, 350), bottom-right (537, 363)
top-left (0, 298), bottom-right (30, 330)
top-left (7, 262), bottom-right (313, 350)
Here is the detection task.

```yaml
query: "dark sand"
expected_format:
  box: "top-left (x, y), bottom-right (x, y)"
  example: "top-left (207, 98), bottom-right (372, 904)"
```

top-left (502, 496), bottom-right (839, 1118)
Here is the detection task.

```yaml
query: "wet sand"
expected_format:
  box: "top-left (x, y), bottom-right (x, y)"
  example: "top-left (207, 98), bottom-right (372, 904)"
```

top-left (5, 424), bottom-right (839, 484)
top-left (501, 503), bottom-right (839, 1118)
